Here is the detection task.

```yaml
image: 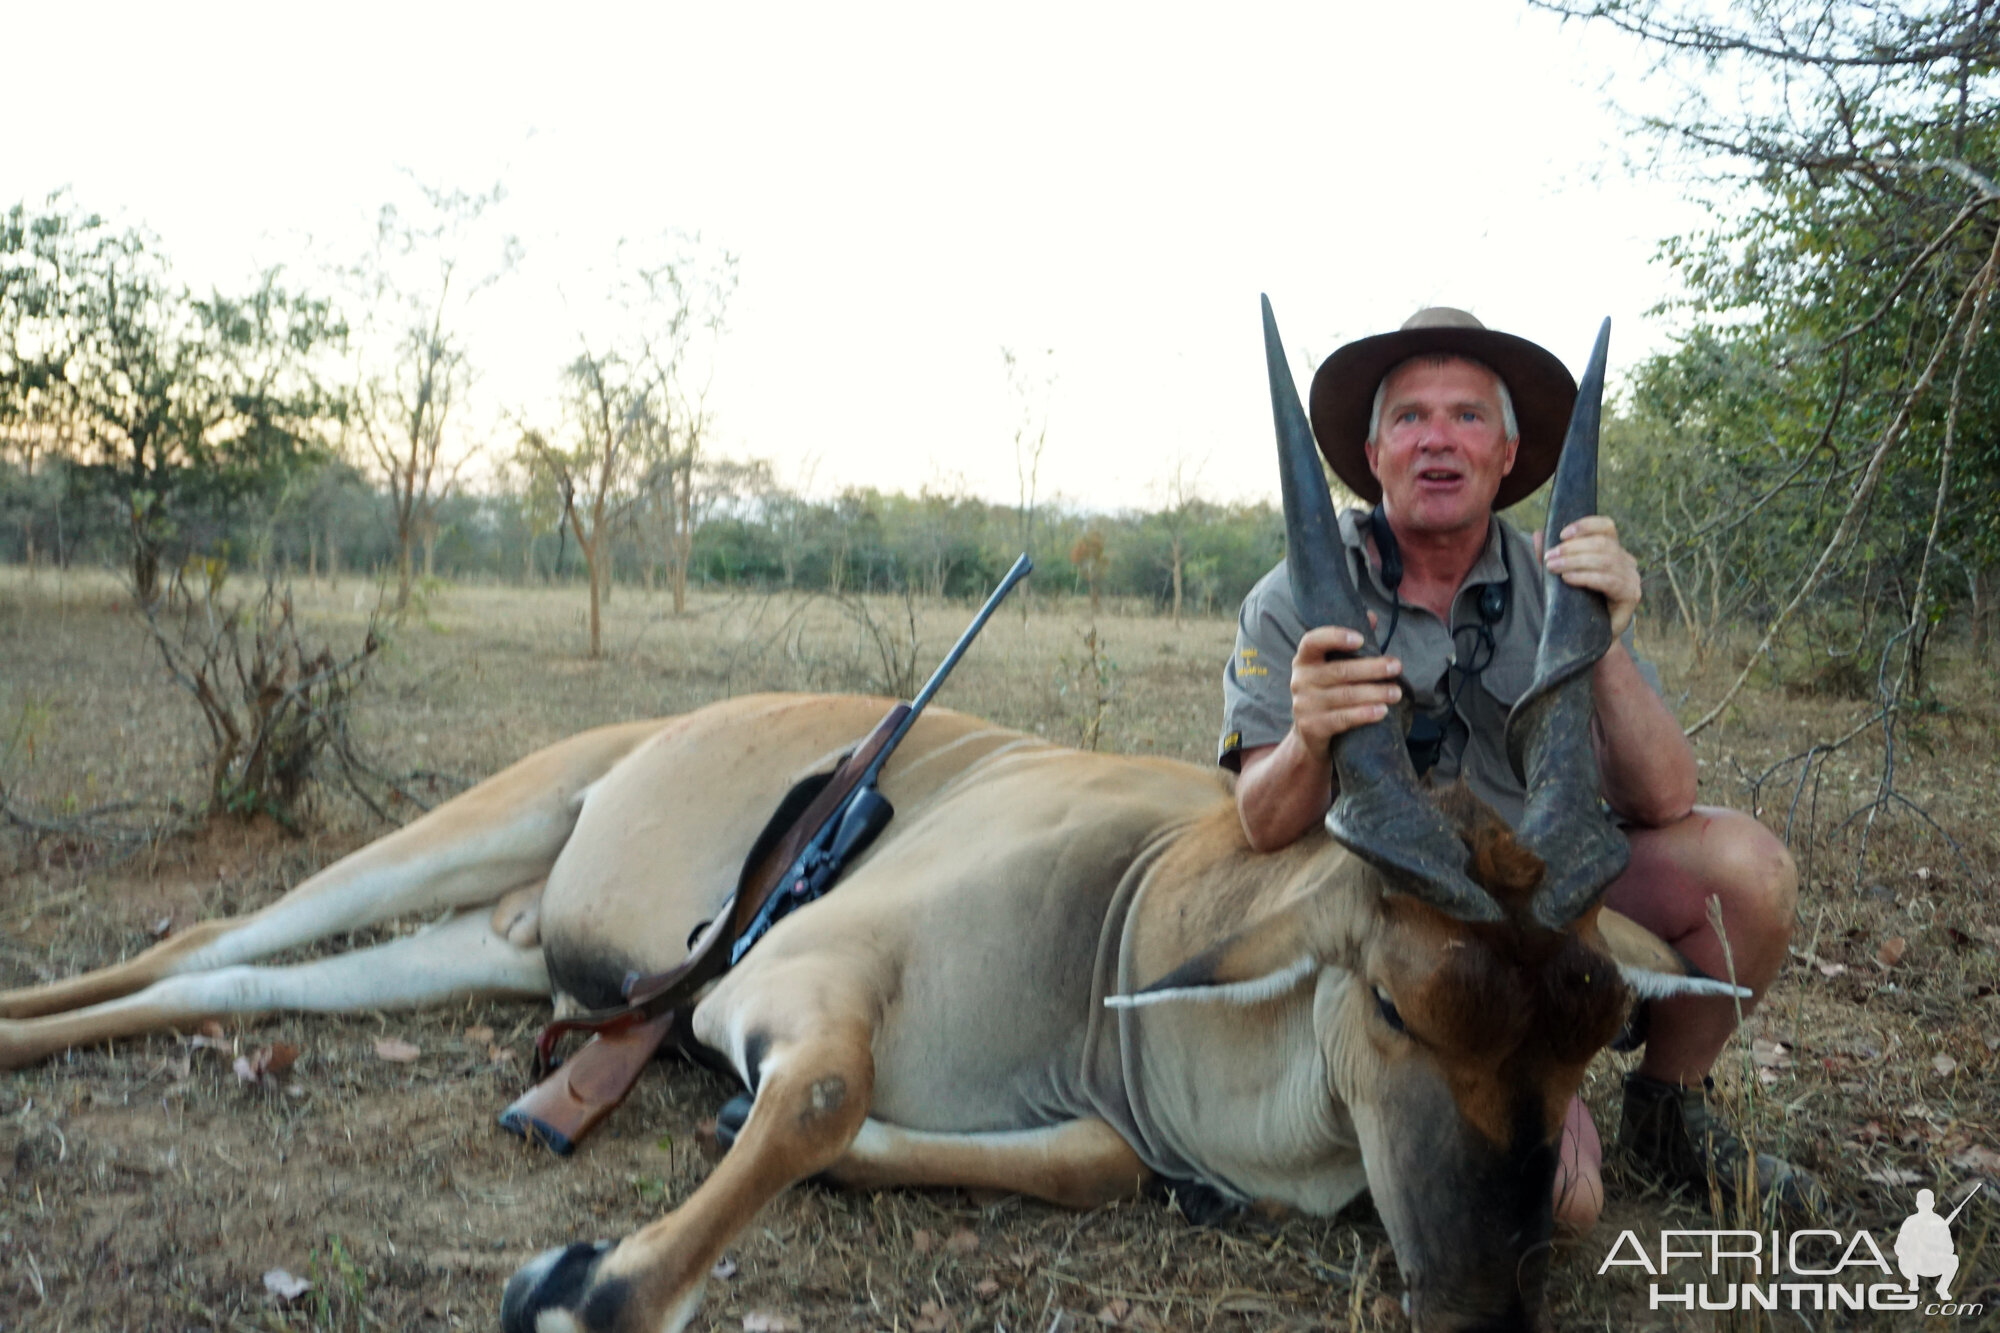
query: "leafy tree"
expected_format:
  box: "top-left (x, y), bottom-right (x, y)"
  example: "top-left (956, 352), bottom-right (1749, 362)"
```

top-left (623, 239), bottom-right (738, 615)
top-left (519, 347), bottom-right (662, 657)
top-left (0, 197), bottom-right (346, 599)
top-left (351, 181), bottom-right (515, 611)
top-left (1541, 0), bottom-right (2000, 713)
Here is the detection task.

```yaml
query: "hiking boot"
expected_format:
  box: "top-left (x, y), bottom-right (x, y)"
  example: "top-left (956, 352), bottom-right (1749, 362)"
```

top-left (1619, 1073), bottom-right (1827, 1221)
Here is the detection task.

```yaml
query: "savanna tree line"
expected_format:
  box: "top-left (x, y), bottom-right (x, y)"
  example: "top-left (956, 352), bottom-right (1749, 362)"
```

top-left (6, 0), bottom-right (1999, 706)
top-left (0, 187), bottom-right (1289, 651)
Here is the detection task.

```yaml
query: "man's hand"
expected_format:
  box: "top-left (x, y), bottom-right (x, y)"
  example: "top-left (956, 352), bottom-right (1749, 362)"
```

top-left (1542, 515), bottom-right (1641, 637)
top-left (1290, 619), bottom-right (1401, 759)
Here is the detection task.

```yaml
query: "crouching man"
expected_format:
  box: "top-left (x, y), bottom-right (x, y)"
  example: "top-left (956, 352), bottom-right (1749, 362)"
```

top-left (1220, 308), bottom-right (1819, 1229)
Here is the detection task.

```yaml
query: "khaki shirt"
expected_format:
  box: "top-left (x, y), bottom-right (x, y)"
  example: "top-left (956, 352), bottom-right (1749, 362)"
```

top-left (1218, 508), bottom-right (1661, 829)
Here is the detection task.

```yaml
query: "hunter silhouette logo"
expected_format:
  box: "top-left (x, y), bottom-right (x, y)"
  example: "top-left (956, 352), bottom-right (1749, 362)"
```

top-left (1898, 1183), bottom-right (1979, 1300)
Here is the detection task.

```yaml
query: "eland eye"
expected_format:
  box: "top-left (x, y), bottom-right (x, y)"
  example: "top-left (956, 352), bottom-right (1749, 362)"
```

top-left (1373, 986), bottom-right (1405, 1033)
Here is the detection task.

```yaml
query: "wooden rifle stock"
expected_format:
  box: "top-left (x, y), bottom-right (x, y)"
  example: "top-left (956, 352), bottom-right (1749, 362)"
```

top-left (497, 1009), bottom-right (677, 1155)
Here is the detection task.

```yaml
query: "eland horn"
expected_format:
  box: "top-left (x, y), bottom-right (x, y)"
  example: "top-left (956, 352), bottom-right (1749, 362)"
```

top-left (1260, 295), bottom-right (1499, 923)
top-left (1503, 318), bottom-right (1633, 930)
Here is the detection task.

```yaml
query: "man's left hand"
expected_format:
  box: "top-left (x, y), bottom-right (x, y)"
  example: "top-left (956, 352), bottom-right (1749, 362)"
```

top-left (1542, 515), bottom-right (1641, 637)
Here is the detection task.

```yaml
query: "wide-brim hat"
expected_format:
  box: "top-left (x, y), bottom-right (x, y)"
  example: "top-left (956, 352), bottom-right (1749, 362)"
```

top-left (1307, 307), bottom-right (1578, 511)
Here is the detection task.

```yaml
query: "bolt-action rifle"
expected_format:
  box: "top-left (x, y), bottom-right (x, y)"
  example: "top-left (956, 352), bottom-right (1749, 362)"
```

top-left (500, 555), bottom-right (1032, 1154)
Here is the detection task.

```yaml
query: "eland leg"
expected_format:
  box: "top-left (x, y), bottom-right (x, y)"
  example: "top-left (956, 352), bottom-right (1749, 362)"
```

top-left (828, 1116), bottom-right (1150, 1210)
top-left (0, 719), bottom-right (661, 1022)
top-left (0, 909), bottom-right (548, 1068)
top-left (502, 973), bottom-right (879, 1333)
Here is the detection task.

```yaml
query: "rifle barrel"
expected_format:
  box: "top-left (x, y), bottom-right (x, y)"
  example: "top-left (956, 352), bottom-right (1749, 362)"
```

top-left (862, 554), bottom-right (1032, 786)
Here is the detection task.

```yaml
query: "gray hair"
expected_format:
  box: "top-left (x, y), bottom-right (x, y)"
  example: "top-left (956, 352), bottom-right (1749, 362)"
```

top-left (1367, 354), bottom-right (1519, 445)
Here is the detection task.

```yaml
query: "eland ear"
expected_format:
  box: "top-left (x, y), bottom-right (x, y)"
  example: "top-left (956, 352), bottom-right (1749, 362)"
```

top-left (1105, 897), bottom-right (1331, 1010)
top-left (1593, 908), bottom-right (1751, 1001)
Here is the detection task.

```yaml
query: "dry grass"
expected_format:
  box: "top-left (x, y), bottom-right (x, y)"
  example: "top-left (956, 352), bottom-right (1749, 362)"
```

top-left (1, 567), bottom-right (1995, 1331)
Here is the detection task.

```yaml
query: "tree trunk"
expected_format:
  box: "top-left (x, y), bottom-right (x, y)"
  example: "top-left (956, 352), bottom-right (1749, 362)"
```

top-left (1972, 564), bottom-right (1994, 663)
top-left (586, 541), bottom-right (603, 659)
top-left (131, 546), bottom-right (160, 606)
top-left (326, 523), bottom-right (340, 591)
top-left (1170, 534), bottom-right (1184, 625)
top-left (670, 523), bottom-right (690, 615)
top-left (396, 541), bottom-right (414, 610)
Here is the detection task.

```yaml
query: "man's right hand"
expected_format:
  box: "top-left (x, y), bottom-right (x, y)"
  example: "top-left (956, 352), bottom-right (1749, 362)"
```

top-left (1289, 622), bottom-right (1403, 758)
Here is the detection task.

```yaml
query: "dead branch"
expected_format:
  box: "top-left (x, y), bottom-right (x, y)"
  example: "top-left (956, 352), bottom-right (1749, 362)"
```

top-left (140, 577), bottom-right (397, 829)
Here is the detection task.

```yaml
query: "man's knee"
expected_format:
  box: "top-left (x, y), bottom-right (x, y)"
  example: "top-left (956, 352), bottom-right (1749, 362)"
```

top-left (1702, 808), bottom-right (1798, 938)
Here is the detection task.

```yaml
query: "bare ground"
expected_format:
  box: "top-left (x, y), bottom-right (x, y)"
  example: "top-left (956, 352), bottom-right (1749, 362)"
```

top-left (1, 569), bottom-right (1994, 1332)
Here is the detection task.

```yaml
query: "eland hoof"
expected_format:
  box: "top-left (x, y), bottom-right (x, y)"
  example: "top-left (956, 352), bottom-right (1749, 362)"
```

top-left (500, 1240), bottom-right (612, 1333)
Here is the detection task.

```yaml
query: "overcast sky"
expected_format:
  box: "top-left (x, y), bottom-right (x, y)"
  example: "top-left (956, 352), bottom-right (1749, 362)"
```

top-left (5, 1), bottom-right (1703, 511)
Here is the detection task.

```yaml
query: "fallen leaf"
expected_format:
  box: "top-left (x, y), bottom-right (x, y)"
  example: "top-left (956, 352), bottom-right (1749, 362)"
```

top-left (1863, 1165), bottom-right (1924, 1187)
top-left (1215, 1297), bottom-right (1281, 1315)
top-left (1751, 1038), bottom-right (1793, 1069)
top-left (1372, 1294), bottom-right (1407, 1324)
top-left (743, 1313), bottom-right (801, 1333)
top-left (263, 1268), bottom-right (312, 1300)
top-left (710, 1257), bottom-right (738, 1281)
top-left (463, 1025), bottom-right (494, 1044)
top-left (150, 914), bottom-right (174, 938)
top-left (199, 1019), bottom-right (226, 1041)
top-left (1933, 1054), bottom-right (1958, 1076)
top-left (913, 1300), bottom-right (953, 1333)
top-left (1948, 1144), bottom-right (2000, 1173)
top-left (945, 1228), bottom-right (979, 1255)
top-left (1819, 961), bottom-right (1847, 978)
top-left (974, 1279), bottom-right (1001, 1297)
top-left (1096, 1298), bottom-right (1129, 1325)
top-left (234, 1043), bottom-right (300, 1088)
top-left (911, 1228), bottom-right (935, 1254)
top-left (1876, 936), bottom-right (1907, 968)
top-left (374, 1037), bottom-right (421, 1063)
